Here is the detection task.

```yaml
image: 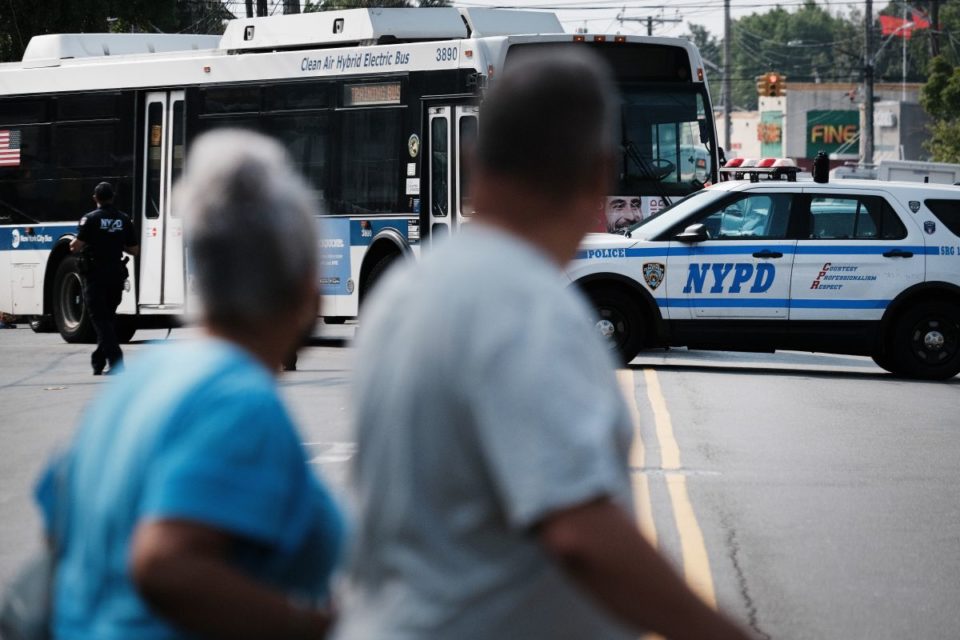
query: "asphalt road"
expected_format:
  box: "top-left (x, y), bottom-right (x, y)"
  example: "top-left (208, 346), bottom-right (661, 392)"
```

top-left (2, 326), bottom-right (959, 639)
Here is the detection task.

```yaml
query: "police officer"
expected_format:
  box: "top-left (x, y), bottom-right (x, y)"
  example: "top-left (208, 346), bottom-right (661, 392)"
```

top-left (69, 182), bottom-right (139, 375)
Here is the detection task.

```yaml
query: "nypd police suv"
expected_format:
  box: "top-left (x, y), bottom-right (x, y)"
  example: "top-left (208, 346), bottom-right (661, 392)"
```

top-left (568, 175), bottom-right (960, 380)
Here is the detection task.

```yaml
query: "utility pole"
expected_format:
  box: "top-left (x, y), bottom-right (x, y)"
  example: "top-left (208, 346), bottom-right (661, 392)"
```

top-left (723, 0), bottom-right (732, 157)
top-left (616, 13), bottom-right (682, 36)
top-left (284, 0), bottom-right (300, 13)
top-left (257, 0), bottom-right (269, 17)
top-left (862, 0), bottom-right (875, 166)
top-left (245, 0), bottom-right (254, 18)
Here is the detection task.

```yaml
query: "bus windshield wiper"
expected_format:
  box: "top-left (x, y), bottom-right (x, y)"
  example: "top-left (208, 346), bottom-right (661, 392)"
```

top-left (620, 106), bottom-right (672, 212)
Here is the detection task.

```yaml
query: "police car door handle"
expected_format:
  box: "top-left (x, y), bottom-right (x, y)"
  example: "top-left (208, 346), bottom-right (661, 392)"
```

top-left (882, 249), bottom-right (914, 258)
top-left (752, 250), bottom-right (783, 259)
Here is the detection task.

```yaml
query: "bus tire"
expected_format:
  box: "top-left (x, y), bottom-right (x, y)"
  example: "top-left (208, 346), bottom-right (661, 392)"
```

top-left (52, 256), bottom-right (96, 344)
top-left (360, 254), bottom-right (398, 307)
top-left (586, 286), bottom-right (645, 366)
top-left (890, 300), bottom-right (960, 380)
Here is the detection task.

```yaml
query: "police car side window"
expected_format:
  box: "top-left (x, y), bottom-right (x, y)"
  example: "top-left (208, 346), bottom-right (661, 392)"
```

top-left (808, 196), bottom-right (906, 240)
top-left (925, 200), bottom-right (960, 237)
top-left (695, 194), bottom-right (792, 240)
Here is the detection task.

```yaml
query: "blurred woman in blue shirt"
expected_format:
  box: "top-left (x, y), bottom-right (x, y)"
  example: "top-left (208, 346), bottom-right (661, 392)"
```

top-left (35, 129), bottom-right (343, 639)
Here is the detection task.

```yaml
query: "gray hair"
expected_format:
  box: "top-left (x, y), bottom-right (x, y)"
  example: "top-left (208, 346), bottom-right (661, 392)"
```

top-left (176, 129), bottom-right (318, 328)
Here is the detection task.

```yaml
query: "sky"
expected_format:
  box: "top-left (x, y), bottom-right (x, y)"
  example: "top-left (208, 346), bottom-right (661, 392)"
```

top-left (448, 0), bottom-right (858, 39)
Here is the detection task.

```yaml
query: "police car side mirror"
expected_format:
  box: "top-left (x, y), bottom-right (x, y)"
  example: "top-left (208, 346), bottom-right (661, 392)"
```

top-left (676, 223), bottom-right (709, 243)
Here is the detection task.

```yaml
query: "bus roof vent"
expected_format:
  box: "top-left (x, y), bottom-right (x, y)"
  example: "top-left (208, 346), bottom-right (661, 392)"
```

top-left (458, 9), bottom-right (563, 37)
top-left (220, 8), bottom-right (468, 52)
top-left (21, 34), bottom-right (221, 68)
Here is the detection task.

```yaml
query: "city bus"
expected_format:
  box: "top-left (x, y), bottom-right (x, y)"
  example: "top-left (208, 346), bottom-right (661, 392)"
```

top-left (0, 7), bottom-right (719, 341)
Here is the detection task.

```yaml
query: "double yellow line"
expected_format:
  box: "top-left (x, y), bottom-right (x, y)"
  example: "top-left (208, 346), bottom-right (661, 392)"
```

top-left (616, 368), bottom-right (717, 608)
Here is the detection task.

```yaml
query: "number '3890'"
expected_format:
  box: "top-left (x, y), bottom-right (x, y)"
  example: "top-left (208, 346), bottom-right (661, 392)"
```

top-left (436, 47), bottom-right (458, 62)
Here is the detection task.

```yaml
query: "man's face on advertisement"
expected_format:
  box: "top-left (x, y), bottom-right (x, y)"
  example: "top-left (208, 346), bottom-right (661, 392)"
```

top-left (608, 197), bottom-right (642, 230)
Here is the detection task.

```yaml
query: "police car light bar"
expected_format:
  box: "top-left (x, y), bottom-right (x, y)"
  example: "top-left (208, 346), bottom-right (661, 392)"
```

top-left (719, 158), bottom-right (800, 182)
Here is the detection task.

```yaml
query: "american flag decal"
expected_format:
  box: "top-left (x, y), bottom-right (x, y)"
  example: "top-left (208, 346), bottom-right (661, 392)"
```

top-left (0, 130), bottom-right (22, 167)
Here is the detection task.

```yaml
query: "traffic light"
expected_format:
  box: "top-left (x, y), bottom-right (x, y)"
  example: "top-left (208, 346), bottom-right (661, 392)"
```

top-left (756, 72), bottom-right (786, 97)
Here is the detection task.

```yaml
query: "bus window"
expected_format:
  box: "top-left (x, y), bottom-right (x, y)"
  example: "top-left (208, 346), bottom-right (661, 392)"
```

top-left (267, 113), bottom-right (330, 209)
top-left (145, 103), bottom-right (163, 219)
top-left (459, 115), bottom-right (477, 216)
top-left (337, 109), bottom-right (401, 215)
top-left (431, 117), bottom-right (448, 217)
top-left (201, 86), bottom-right (260, 115)
top-left (55, 123), bottom-right (116, 172)
top-left (170, 100), bottom-right (185, 210)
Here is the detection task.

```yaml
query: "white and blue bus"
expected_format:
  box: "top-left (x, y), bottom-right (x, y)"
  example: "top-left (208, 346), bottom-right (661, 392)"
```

top-left (0, 7), bottom-right (719, 341)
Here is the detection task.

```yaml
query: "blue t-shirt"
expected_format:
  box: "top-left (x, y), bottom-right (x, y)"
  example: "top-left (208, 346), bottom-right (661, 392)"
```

top-left (35, 339), bottom-right (344, 640)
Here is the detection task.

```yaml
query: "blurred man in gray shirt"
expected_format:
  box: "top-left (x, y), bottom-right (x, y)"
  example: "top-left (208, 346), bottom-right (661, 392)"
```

top-left (335, 49), bottom-right (751, 640)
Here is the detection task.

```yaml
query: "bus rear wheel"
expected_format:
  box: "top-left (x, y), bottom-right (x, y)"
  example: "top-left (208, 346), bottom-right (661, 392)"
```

top-left (52, 256), bottom-right (96, 344)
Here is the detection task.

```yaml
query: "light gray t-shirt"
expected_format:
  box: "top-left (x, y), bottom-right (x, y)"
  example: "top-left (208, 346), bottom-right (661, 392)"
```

top-left (335, 225), bottom-right (635, 640)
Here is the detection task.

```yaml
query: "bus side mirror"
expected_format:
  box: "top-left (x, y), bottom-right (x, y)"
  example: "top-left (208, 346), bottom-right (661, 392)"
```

top-left (676, 223), bottom-right (708, 243)
top-left (718, 147), bottom-right (727, 167)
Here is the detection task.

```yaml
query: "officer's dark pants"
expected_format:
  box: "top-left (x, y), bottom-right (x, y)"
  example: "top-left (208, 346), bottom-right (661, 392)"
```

top-left (83, 271), bottom-right (123, 372)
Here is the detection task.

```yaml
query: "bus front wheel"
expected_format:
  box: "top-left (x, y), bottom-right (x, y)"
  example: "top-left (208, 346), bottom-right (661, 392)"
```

top-left (360, 254), bottom-right (398, 308)
top-left (52, 256), bottom-right (96, 344)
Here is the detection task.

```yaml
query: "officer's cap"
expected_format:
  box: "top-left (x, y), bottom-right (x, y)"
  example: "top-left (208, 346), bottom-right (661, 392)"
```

top-left (94, 182), bottom-right (115, 201)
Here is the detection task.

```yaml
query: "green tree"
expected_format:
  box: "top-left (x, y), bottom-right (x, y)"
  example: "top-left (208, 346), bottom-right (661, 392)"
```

top-left (921, 55), bottom-right (960, 162)
top-left (0, 0), bottom-right (231, 63)
top-left (686, 23), bottom-right (721, 67)
top-left (729, 1), bottom-right (860, 110)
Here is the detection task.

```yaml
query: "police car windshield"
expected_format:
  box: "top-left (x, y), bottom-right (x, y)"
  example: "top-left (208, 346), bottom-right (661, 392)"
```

top-left (627, 189), bottom-right (725, 239)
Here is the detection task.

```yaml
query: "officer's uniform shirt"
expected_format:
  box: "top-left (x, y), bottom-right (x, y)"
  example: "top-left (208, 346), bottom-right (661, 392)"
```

top-left (77, 205), bottom-right (137, 274)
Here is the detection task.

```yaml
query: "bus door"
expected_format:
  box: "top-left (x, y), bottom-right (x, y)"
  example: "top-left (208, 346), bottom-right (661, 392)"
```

top-left (427, 105), bottom-right (478, 244)
top-left (427, 106), bottom-right (453, 244)
top-left (455, 106), bottom-right (479, 224)
top-left (139, 90), bottom-right (186, 310)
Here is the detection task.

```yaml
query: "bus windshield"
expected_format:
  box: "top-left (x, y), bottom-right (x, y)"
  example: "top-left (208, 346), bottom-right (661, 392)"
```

top-left (619, 85), bottom-right (713, 198)
top-left (505, 41), bottom-right (719, 232)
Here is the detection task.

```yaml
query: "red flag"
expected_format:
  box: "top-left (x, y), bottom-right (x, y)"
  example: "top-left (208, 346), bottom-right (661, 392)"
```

top-left (880, 14), bottom-right (912, 38)
top-left (910, 9), bottom-right (930, 30)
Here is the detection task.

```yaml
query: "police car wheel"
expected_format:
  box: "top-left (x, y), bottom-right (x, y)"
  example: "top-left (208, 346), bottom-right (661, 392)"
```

top-left (52, 256), bottom-right (97, 344)
top-left (870, 351), bottom-right (901, 376)
top-left (892, 301), bottom-right (960, 380)
top-left (588, 288), bottom-right (645, 365)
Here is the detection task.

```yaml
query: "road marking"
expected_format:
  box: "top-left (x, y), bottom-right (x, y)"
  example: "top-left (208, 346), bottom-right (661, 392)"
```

top-left (643, 368), bottom-right (718, 609)
top-left (643, 369), bottom-right (680, 470)
top-left (665, 474), bottom-right (717, 607)
top-left (618, 370), bottom-right (657, 546)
